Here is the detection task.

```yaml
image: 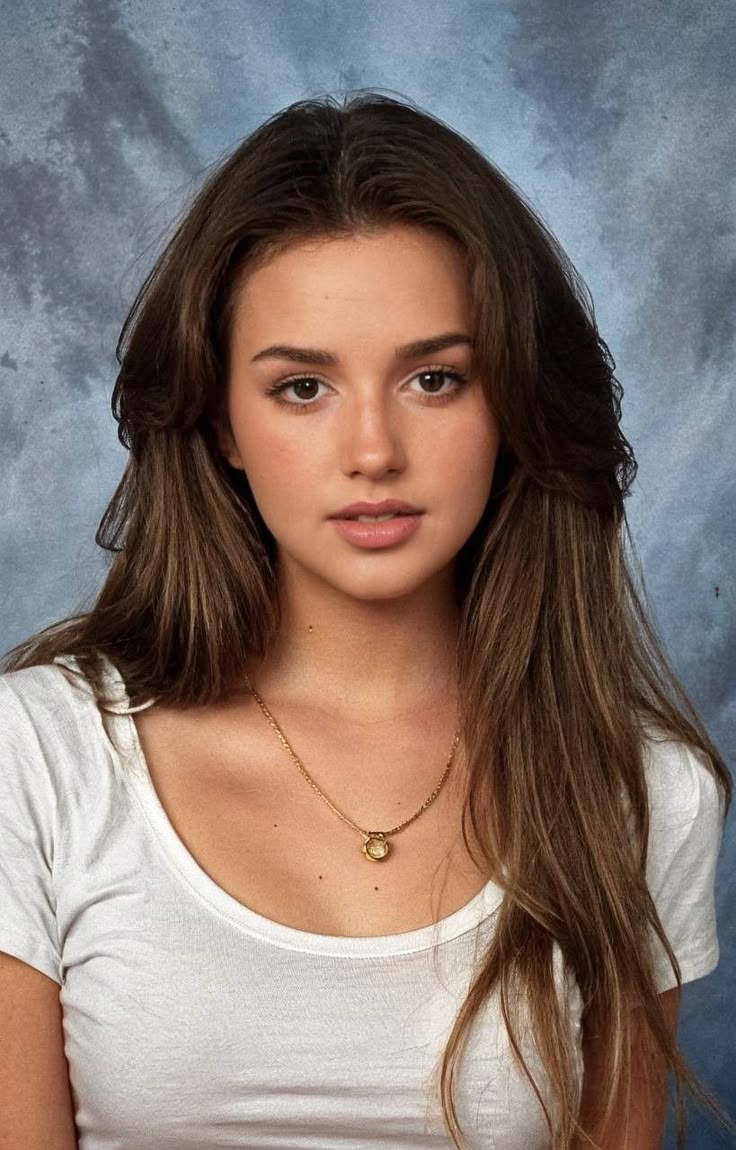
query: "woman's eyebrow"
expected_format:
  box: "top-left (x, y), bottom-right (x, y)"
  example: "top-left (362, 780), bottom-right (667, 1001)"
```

top-left (249, 332), bottom-right (474, 366)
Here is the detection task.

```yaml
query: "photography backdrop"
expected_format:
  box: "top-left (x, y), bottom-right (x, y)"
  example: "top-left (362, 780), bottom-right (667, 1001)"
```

top-left (0, 1), bottom-right (733, 1145)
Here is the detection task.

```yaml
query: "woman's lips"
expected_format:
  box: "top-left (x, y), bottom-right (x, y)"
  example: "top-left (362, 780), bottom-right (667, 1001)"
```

top-left (330, 513), bottom-right (423, 548)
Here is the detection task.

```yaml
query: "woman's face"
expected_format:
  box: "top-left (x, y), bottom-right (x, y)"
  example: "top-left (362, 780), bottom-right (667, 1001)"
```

top-left (216, 225), bottom-right (499, 603)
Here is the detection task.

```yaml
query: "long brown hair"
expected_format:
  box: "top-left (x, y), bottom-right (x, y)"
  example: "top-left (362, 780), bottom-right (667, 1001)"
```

top-left (3, 91), bottom-right (732, 1149)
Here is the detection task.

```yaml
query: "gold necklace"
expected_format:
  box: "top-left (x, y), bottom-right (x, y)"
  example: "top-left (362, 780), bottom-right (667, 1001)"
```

top-left (246, 681), bottom-right (461, 862)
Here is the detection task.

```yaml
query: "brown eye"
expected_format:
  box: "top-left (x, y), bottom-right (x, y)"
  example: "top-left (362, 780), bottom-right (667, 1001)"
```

top-left (417, 370), bottom-right (447, 393)
top-left (407, 368), bottom-right (468, 399)
top-left (265, 376), bottom-right (329, 407)
top-left (291, 378), bottom-right (321, 401)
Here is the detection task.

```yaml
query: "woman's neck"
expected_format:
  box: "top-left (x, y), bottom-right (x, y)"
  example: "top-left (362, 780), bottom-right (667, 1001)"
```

top-left (251, 562), bottom-right (461, 721)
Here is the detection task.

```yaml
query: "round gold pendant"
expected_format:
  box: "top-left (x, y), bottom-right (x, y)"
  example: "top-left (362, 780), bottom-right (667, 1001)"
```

top-left (362, 833), bottom-right (390, 861)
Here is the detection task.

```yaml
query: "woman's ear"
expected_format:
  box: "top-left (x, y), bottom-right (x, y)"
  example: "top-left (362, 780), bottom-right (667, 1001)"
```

top-left (209, 401), bottom-right (245, 471)
top-left (217, 426), bottom-right (245, 471)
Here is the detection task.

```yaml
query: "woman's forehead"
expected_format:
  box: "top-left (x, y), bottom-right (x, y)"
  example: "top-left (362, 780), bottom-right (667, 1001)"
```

top-left (230, 227), bottom-right (474, 348)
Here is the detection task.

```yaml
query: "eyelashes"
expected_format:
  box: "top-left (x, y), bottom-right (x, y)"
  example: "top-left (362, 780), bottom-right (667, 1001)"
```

top-left (264, 366), bottom-right (470, 411)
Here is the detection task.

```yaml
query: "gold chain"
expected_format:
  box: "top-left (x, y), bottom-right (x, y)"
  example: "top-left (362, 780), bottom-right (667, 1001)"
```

top-left (246, 679), bottom-right (461, 862)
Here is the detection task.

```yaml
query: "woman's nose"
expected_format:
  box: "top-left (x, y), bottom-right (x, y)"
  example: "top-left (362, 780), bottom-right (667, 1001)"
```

top-left (337, 392), bottom-right (408, 479)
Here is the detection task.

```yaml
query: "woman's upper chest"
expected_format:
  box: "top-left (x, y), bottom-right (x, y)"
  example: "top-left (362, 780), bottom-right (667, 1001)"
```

top-left (131, 695), bottom-right (490, 937)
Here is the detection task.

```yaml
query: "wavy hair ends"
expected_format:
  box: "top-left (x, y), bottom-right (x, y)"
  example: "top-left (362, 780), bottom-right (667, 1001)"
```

top-left (3, 90), bottom-right (732, 1149)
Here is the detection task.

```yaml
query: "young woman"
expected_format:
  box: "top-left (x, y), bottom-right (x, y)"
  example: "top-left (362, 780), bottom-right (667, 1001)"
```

top-left (0, 92), bottom-right (731, 1150)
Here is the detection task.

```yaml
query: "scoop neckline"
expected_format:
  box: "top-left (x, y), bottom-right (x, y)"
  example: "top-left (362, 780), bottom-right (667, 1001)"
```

top-left (80, 652), bottom-right (504, 957)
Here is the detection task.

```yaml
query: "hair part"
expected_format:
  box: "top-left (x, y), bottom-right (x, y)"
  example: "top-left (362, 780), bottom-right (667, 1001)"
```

top-left (4, 90), bottom-right (732, 1149)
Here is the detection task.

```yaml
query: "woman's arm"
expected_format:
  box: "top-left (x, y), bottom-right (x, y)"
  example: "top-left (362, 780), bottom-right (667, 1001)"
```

top-left (0, 951), bottom-right (78, 1150)
top-left (574, 985), bottom-right (681, 1150)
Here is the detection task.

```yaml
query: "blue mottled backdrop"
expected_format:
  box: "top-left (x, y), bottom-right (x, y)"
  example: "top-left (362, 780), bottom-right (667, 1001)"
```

top-left (1, 1), bottom-right (733, 1144)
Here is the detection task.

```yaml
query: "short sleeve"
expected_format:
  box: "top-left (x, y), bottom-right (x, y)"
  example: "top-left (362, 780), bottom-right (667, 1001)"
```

top-left (0, 676), bottom-right (62, 984)
top-left (643, 737), bottom-right (726, 993)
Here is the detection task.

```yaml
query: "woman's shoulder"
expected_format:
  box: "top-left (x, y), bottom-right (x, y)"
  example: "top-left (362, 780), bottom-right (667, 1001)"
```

top-left (1, 656), bottom-right (100, 733)
top-left (636, 725), bottom-right (727, 990)
top-left (639, 725), bottom-right (726, 828)
top-left (1, 651), bottom-right (130, 714)
top-left (0, 653), bottom-right (139, 860)
top-left (0, 654), bottom-right (127, 790)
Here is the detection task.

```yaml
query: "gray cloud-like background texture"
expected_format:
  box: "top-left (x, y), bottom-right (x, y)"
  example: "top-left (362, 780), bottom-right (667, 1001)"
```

top-left (1, 1), bottom-right (733, 1144)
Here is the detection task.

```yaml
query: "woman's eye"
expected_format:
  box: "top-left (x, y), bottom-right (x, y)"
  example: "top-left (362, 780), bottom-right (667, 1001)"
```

top-left (265, 376), bottom-right (329, 406)
top-left (408, 368), bottom-right (468, 398)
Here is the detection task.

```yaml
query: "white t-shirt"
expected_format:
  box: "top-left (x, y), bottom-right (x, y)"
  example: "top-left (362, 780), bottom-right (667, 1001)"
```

top-left (0, 654), bottom-right (724, 1150)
